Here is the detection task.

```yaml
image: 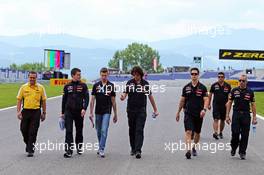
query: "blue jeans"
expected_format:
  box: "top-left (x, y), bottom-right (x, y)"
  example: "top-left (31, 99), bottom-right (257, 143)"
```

top-left (95, 114), bottom-right (111, 151)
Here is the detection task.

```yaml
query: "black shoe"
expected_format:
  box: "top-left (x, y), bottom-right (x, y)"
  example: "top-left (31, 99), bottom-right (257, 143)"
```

top-left (213, 133), bottom-right (219, 140)
top-left (135, 152), bottom-right (141, 159)
top-left (185, 151), bottom-right (191, 159)
top-left (240, 153), bottom-right (246, 160)
top-left (27, 152), bottom-right (34, 157)
top-left (64, 152), bottom-right (72, 158)
top-left (219, 133), bottom-right (223, 139)
top-left (130, 150), bottom-right (136, 156)
top-left (192, 147), bottom-right (197, 156)
top-left (231, 150), bottom-right (236, 157)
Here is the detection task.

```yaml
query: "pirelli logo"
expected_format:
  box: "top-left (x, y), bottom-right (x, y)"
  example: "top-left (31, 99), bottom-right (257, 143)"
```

top-left (50, 79), bottom-right (87, 86)
top-left (219, 49), bottom-right (264, 61)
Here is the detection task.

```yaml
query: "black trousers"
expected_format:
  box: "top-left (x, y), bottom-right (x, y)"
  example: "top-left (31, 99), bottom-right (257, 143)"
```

top-left (65, 110), bottom-right (84, 154)
top-left (20, 109), bottom-right (41, 153)
top-left (231, 111), bottom-right (251, 155)
top-left (127, 111), bottom-right (147, 153)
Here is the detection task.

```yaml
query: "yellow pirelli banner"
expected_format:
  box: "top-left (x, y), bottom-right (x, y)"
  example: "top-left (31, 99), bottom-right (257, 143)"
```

top-left (219, 49), bottom-right (264, 61)
top-left (50, 79), bottom-right (87, 86)
top-left (225, 79), bottom-right (239, 88)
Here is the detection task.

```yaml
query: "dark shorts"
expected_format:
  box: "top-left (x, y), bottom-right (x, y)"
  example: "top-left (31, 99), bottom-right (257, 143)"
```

top-left (184, 113), bottom-right (203, 134)
top-left (213, 106), bottom-right (226, 121)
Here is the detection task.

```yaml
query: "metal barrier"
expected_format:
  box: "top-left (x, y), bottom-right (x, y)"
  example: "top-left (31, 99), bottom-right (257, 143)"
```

top-left (0, 69), bottom-right (42, 82)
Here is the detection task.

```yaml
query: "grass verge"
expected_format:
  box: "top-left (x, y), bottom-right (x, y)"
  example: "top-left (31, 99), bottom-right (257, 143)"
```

top-left (255, 92), bottom-right (264, 117)
top-left (0, 82), bottom-right (63, 109)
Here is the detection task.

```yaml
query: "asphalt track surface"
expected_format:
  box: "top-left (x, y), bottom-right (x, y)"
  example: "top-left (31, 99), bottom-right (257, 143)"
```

top-left (0, 87), bottom-right (263, 175)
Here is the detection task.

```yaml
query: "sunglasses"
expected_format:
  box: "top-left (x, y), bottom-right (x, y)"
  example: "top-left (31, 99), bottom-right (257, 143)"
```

top-left (191, 73), bottom-right (198, 76)
top-left (239, 79), bottom-right (246, 83)
top-left (218, 76), bottom-right (224, 78)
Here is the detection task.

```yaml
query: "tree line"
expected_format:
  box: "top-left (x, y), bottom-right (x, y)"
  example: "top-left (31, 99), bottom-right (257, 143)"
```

top-left (9, 63), bottom-right (49, 72)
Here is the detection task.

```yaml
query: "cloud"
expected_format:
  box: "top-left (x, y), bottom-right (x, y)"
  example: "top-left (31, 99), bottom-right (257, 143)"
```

top-left (0, 0), bottom-right (264, 40)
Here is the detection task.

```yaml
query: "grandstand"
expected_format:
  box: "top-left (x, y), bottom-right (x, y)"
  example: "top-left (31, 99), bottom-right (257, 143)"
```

top-left (93, 69), bottom-right (264, 82)
top-left (99, 70), bottom-right (239, 82)
top-left (230, 69), bottom-right (264, 80)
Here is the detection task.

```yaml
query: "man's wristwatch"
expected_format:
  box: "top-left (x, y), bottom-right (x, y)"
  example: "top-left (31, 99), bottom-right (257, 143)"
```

top-left (42, 111), bottom-right (46, 115)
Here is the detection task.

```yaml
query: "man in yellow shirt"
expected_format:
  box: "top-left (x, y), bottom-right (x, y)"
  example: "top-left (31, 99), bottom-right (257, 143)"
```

top-left (17, 71), bottom-right (47, 157)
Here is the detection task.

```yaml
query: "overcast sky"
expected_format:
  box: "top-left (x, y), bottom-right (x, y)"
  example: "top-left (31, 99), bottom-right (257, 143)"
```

top-left (0, 0), bottom-right (263, 41)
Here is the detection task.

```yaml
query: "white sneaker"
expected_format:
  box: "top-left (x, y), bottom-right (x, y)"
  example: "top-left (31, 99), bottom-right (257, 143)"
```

top-left (99, 150), bottom-right (105, 158)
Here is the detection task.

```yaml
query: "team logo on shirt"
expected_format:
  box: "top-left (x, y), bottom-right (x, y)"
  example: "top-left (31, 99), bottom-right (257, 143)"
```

top-left (244, 93), bottom-right (251, 101)
top-left (234, 90), bottom-right (240, 98)
top-left (214, 84), bottom-right (220, 90)
top-left (67, 86), bottom-right (73, 93)
top-left (77, 85), bottom-right (83, 92)
top-left (196, 89), bottom-right (203, 96)
top-left (185, 86), bottom-right (192, 94)
top-left (24, 90), bottom-right (30, 94)
top-left (224, 87), bottom-right (229, 93)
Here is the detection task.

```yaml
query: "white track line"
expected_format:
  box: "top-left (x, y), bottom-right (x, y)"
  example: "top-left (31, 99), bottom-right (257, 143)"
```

top-left (1, 95), bottom-right (264, 121)
top-left (0, 95), bottom-right (62, 112)
top-left (257, 114), bottom-right (264, 121)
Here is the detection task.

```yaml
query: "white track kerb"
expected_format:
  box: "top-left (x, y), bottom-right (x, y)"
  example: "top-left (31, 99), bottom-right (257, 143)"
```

top-left (257, 114), bottom-right (264, 121)
top-left (0, 95), bottom-right (62, 112)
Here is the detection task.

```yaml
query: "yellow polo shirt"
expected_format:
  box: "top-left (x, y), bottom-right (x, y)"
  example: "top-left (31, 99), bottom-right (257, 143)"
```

top-left (17, 83), bottom-right (47, 109)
